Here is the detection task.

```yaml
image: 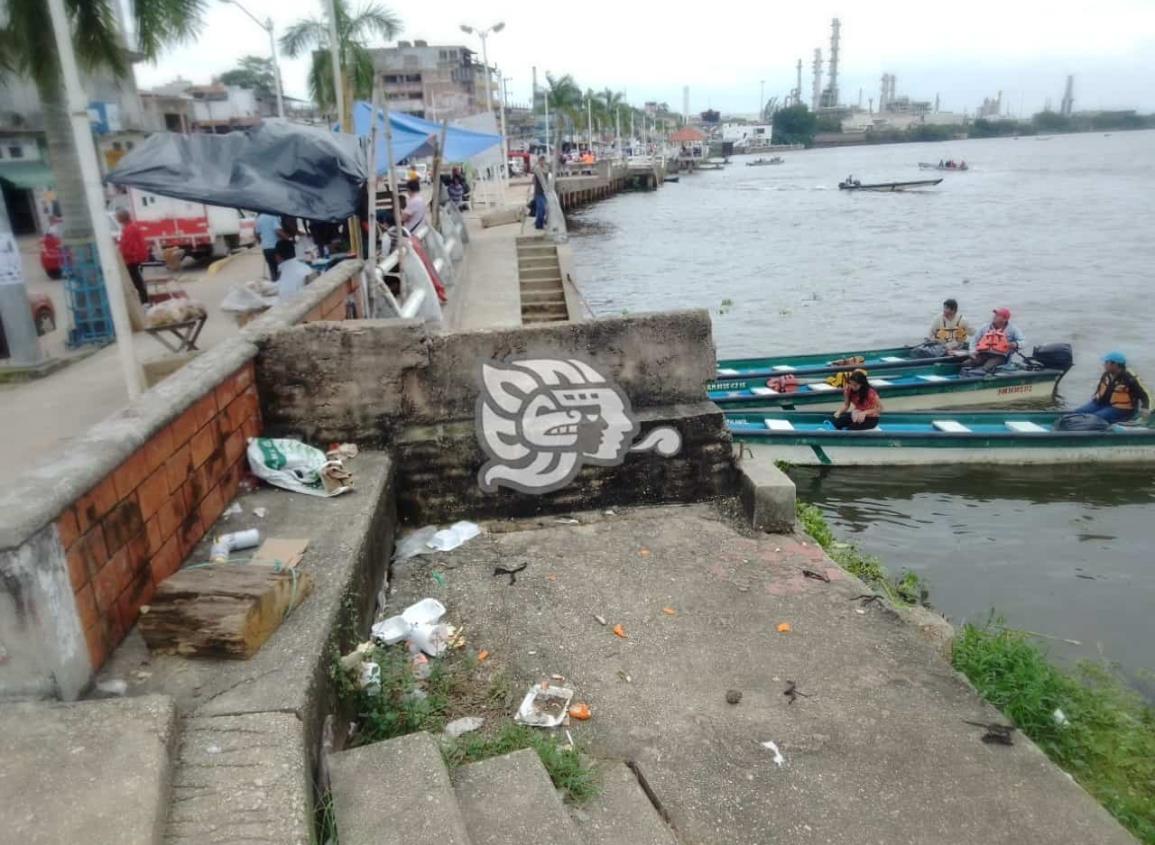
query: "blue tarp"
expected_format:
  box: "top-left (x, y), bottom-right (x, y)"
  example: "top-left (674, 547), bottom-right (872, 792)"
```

top-left (351, 101), bottom-right (502, 173)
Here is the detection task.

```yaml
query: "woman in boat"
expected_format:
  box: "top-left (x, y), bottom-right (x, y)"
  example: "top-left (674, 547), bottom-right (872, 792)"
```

top-left (832, 369), bottom-right (883, 431)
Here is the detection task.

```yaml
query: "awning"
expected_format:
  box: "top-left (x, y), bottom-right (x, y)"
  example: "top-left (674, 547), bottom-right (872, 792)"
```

top-left (352, 101), bottom-right (502, 172)
top-left (107, 120), bottom-right (367, 222)
top-left (0, 162), bottom-right (55, 190)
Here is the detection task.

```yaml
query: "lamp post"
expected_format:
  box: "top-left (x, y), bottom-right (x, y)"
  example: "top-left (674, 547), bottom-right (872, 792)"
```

top-left (759, 79), bottom-right (765, 121)
top-left (220, 0), bottom-right (285, 117)
top-left (460, 22), bottom-right (506, 192)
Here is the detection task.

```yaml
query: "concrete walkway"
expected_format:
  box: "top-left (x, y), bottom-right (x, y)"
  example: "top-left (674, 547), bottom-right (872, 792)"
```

top-left (0, 241), bottom-right (267, 482)
top-left (390, 503), bottom-right (1134, 845)
top-left (444, 214), bottom-right (525, 332)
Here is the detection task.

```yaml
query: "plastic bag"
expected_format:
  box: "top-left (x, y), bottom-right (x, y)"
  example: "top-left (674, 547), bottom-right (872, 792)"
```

top-left (246, 437), bottom-right (353, 497)
top-left (220, 284), bottom-right (277, 313)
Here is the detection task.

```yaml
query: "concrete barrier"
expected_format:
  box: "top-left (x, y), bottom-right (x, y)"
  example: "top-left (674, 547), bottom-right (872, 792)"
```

top-left (737, 458), bottom-right (796, 532)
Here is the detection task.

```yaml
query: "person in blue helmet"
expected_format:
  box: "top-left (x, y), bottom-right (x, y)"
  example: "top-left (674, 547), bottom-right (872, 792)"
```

top-left (1071, 351), bottom-right (1150, 423)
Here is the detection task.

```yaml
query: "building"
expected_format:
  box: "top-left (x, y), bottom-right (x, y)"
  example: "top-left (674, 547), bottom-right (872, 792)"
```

top-left (720, 122), bottom-right (775, 151)
top-left (140, 79), bottom-right (279, 135)
top-left (368, 41), bottom-right (496, 121)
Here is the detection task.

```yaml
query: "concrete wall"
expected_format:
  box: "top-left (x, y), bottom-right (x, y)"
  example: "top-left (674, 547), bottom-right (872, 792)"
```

top-left (0, 260), bottom-right (364, 700)
top-left (256, 310), bottom-right (739, 522)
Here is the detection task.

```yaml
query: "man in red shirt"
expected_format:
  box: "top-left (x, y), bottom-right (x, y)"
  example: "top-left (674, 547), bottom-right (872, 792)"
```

top-left (116, 208), bottom-right (150, 304)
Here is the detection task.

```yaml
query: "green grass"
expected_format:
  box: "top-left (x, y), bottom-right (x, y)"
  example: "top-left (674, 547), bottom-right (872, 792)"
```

top-left (336, 644), bottom-right (600, 805)
top-left (953, 620), bottom-right (1155, 843)
top-left (441, 722), bottom-right (600, 804)
top-left (795, 501), bottom-right (927, 606)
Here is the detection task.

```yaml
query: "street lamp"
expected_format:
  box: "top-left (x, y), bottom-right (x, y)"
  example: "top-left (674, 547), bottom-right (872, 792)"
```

top-left (220, 0), bottom-right (285, 118)
top-left (460, 22), bottom-right (506, 188)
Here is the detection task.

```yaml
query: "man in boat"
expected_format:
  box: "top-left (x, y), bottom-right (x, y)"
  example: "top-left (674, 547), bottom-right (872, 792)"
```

top-left (829, 369), bottom-right (883, 431)
top-left (926, 298), bottom-right (973, 351)
top-left (962, 308), bottom-right (1024, 373)
top-left (1071, 351), bottom-right (1150, 423)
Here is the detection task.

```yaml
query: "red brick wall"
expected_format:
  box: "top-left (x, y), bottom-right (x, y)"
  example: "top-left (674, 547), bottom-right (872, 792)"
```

top-left (302, 277), bottom-right (359, 323)
top-left (54, 362), bottom-right (263, 670)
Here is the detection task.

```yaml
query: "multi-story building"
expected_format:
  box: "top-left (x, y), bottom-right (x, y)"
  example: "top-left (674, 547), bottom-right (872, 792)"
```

top-left (369, 40), bottom-right (497, 120)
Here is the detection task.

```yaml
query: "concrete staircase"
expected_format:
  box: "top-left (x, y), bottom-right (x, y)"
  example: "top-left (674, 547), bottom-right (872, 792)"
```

top-left (517, 236), bottom-right (570, 325)
top-left (328, 732), bottom-right (677, 845)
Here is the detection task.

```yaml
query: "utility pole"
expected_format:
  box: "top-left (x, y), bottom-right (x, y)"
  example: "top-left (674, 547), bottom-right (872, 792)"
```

top-left (759, 80), bottom-right (765, 121)
top-left (0, 195), bottom-right (43, 367)
top-left (46, 0), bottom-right (141, 396)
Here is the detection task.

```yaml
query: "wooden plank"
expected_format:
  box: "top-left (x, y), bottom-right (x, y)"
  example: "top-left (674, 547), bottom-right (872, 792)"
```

top-left (139, 565), bottom-right (313, 659)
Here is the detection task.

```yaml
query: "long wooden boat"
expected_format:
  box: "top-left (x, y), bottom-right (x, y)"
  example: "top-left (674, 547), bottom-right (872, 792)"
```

top-left (746, 157), bottom-right (784, 166)
top-left (727, 411), bottom-right (1155, 466)
top-left (716, 345), bottom-right (961, 380)
top-left (918, 162), bottom-right (969, 171)
top-left (710, 366), bottom-right (1066, 412)
top-left (839, 178), bottom-right (943, 191)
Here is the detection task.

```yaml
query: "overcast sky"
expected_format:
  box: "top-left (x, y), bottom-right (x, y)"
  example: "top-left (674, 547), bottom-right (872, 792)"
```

top-left (134, 0), bottom-right (1155, 117)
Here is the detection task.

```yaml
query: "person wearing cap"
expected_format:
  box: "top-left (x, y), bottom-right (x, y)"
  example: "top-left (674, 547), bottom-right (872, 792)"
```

top-left (962, 308), bottom-right (1025, 373)
top-left (926, 298), bottom-right (973, 351)
top-left (1072, 352), bottom-right (1150, 423)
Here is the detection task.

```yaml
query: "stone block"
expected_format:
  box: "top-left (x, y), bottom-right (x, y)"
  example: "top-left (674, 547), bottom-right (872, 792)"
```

top-left (738, 457), bottom-right (796, 532)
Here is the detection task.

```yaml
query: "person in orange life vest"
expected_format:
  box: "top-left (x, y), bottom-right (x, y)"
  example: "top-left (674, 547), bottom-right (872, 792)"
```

top-left (116, 208), bottom-right (150, 305)
top-left (963, 307), bottom-right (1024, 373)
top-left (831, 369), bottom-right (883, 431)
top-left (1072, 351), bottom-right (1150, 424)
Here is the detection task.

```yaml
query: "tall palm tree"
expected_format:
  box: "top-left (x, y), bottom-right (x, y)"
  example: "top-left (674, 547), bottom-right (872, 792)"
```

top-left (544, 72), bottom-right (582, 140)
top-left (280, 0), bottom-right (401, 117)
top-left (0, 0), bottom-right (206, 244)
top-left (597, 88), bottom-right (624, 141)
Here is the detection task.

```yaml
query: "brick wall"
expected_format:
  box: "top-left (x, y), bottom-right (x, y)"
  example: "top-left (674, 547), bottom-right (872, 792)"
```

top-left (301, 276), bottom-right (359, 323)
top-left (54, 363), bottom-right (263, 671)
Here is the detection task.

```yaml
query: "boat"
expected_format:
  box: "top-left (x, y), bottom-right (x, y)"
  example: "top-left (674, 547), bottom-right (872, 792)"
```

top-left (709, 364), bottom-right (1068, 412)
top-left (664, 176), bottom-right (680, 183)
top-left (839, 178), bottom-right (943, 191)
top-left (918, 162), bottom-right (969, 171)
top-left (716, 344), bottom-right (962, 380)
top-left (726, 411), bottom-right (1155, 466)
top-left (746, 157), bottom-right (784, 167)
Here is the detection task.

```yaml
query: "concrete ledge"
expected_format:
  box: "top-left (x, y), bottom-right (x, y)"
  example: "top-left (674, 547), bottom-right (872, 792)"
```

top-left (737, 457), bottom-right (796, 532)
top-left (0, 694), bottom-right (177, 845)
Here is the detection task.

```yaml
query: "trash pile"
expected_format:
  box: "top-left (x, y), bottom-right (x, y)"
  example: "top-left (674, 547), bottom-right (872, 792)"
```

top-left (247, 437), bottom-right (354, 497)
top-left (144, 297), bottom-right (207, 328)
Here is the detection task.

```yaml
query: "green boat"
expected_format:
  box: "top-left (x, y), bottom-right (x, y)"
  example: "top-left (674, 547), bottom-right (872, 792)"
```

top-left (710, 365), bottom-right (1067, 412)
top-left (716, 345), bottom-right (961, 380)
top-left (727, 410), bottom-right (1155, 466)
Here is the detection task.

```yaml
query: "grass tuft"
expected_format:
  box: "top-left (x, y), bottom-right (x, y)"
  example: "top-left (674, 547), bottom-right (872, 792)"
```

top-left (953, 619), bottom-right (1155, 843)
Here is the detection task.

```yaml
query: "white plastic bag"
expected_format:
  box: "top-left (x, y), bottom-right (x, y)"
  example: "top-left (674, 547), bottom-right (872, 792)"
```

top-left (247, 438), bottom-right (352, 498)
top-left (429, 521), bottom-right (481, 551)
top-left (370, 598), bottom-right (448, 654)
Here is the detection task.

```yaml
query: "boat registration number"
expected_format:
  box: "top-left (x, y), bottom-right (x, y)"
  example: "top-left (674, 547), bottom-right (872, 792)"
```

top-left (710, 381), bottom-right (746, 391)
top-left (997, 384), bottom-right (1034, 396)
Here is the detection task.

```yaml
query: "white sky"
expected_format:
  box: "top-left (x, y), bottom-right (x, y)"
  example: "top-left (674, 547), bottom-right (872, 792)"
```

top-left (134, 0), bottom-right (1155, 116)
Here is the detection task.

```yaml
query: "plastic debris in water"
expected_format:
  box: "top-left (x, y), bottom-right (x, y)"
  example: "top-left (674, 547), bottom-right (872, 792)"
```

top-left (761, 740), bottom-right (785, 766)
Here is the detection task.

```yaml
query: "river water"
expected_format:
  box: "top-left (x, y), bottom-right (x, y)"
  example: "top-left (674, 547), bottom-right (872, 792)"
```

top-left (569, 130), bottom-right (1155, 695)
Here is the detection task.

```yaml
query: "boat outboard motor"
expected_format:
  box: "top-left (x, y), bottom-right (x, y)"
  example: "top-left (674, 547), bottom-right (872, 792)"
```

top-left (1030, 343), bottom-right (1073, 371)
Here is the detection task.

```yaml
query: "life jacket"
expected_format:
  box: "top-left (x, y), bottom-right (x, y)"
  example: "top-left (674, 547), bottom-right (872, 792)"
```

top-left (933, 317), bottom-right (968, 344)
top-left (768, 374), bottom-right (799, 393)
top-left (1095, 373), bottom-right (1141, 411)
top-left (976, 328), bottom-right (1012, 354)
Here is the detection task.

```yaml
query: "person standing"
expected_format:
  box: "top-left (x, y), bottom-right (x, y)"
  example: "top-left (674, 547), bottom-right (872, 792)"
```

top-left (831, 369), bottom-right (883, 431)
top-left (273, 239), bottom-right (312, 301)
top-left (926, 298), bottom-right (973, 350)
top-left (255, 211), bottom-right (284, 280)
top-left (531, 155), bottom-right (549, 231)
top-left (115, 208), bottom-right (150, 305)
top-left (1072, 351), bottom-right (1150, 423)
top-left (401, 179), bottom-right (427, 232)
top-left (963, 308), bottom-right (1025, 373)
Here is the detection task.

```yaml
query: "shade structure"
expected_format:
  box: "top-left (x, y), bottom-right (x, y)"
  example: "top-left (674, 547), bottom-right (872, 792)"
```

top-left (107, 120), bottom-right (367, 222)
top-left (670, 127), bottom-right (707, 143)
top-left (351, 101), bottom-right (502, 172)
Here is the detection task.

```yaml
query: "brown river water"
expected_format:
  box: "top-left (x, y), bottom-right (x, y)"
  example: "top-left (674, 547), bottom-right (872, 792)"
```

top-left (569, 130), bottom-right (1155, 696)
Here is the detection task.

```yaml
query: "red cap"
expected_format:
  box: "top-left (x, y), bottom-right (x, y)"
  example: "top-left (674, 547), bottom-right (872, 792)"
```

top-left (993, 308), bottom-right (1011, 319)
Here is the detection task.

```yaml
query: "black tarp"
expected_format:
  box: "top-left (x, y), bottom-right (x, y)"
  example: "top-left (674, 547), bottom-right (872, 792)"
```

top-left (106, 120), bottom-right (367, 222)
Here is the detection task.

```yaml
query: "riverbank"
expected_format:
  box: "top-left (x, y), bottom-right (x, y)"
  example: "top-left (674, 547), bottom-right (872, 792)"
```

top-left (795, 500), bottom-right (1155, 843)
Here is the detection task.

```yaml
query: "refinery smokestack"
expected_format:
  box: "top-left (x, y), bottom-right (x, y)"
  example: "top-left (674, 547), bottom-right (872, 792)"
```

top-left (826, 18), bottom-right (841, 108)
top-left (811, 49), bottom-right (823, 111)
top-left (683, 85), bottom-right (689, 123)
top-left (795, 59), bottom-right (802, 107)
top-left (1060, 75), bottom-right (1074, 117)
top-left (879, 74), bottom-right (888, 112)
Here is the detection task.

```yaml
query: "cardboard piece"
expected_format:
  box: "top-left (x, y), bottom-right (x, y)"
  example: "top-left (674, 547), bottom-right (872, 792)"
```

top-left (250, 538), bottom-right (310, 570)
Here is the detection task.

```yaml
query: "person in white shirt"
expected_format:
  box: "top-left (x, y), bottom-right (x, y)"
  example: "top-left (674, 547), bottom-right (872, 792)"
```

top-left (273, 239), bottom-right (312, 300)
top-left (401, 178), bottom-right (426, 232)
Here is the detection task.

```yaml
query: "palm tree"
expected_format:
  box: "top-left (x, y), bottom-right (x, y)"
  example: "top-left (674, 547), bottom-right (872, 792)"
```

top-left (0, 0), bottom-right (206, 244)
top-left (544, 72), bottom-right (582, 141)
top-left (280, 0), bottom-right (401, 118)
top-left (597, 88), bottom-right (624, 141)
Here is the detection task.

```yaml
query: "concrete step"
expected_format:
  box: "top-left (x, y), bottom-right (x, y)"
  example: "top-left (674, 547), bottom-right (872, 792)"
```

top-left (517, 256), bottom-right (560, 271)
top-left (0, 694), bottom-right (177, 845)
top-left (329, 732), bottom-right (470, 845)
top-left (520, 268), bottom-right (564, 283)
top-left (522, 302), bottom-right (570, 316)
top-left (521, 293), bottom-right (568, 307)
top-left (516, 244), bottom-right (557, 257)
top-left (520, 278), bottom-right (564, 290)
top-left (523, 315), bottom-right (570, 325)
top-left (569, 763), bottom-right (678, 845)
top-left (454, 748), bottom-right (585, 845)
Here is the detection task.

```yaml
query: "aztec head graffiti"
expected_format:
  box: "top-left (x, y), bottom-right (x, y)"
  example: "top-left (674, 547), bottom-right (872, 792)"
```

top-left (476, 358), bottom-right (682, 494)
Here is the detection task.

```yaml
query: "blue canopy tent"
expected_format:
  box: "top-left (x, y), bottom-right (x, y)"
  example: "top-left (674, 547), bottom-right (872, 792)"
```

top-left (351, 102), bottom-right (501, 173)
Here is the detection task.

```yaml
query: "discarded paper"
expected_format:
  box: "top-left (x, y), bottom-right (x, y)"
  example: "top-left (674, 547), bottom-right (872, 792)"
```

top-left (761, 740), bottom-right (785, 766)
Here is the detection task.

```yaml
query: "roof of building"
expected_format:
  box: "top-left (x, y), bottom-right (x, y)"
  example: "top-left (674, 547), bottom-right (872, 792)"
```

top-left (671, 127), bottom-right (706, 142)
